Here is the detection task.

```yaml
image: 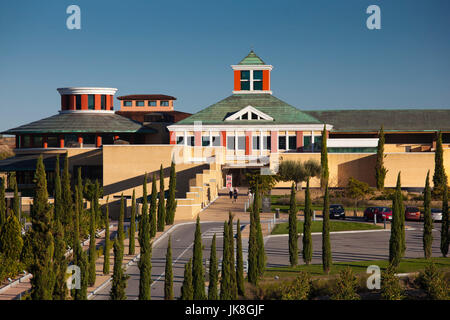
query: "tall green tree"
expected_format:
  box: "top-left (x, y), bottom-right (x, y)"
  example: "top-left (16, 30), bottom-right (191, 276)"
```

top-left (288, 183), bottom-right (298, 267)
top-left (0, 178), bottom-right (5, 228)
top-left (76, 167), bottom-right (83, 215)
top-left (235, 219), bottom-right (245, 297)
top-left (397, 174), bottom-right (406, 256)
top-left (389, 173), bottom-right (403, 268)
top-left (77, 247), bottom-right (89, 300)
top-left (441, 184), bottom-right (449, 257)
top-left (181, 259), bottom-right (193, 300)
top-left (0, 214), bottom-right (23, 261)
top-left (220, 220), bottom-right (233, 299)
top-left (61, 155), bottom-right (73, 245)
top-left (247, 186), bottom-right (258, 285)
top-left (150, 173), bottom-right (157, 238)
top-left (110, 238), bottom-right (128, 300)
top-left (302, 179), bottom-right (313, 265)
top-left (103, 198), bottom-right (110, 275)
top-left (375, 126), bottom-right (388, 190)
top-left (322, 183), bottom-right (332, 274)
top-left (88, 195), bottom-right (97, 286)
top-left (157, 165), bottom-right (166, 232)
top-left (320, 125), bottom-right (329, 190)
top-left (208, 233), bottom-right (218, 300)
top-left (29, 156), bottom-right (55, 300)
top-left (423, 171), bottom-right (433, 259)
top-left (139, 174), bottom-right (148, 247)
top-left (192, 215), bottom-right (205, 299)
top-left (228, 212), bottom-right (237, 299)
top-left (118, 194), bottom-right (125, 248)
top-left (52, 220), bottom-right (68, 300)
top-left (138, 191), bottom-right (152, 300)
top-left (254, 185), bottom-right (265, 276)
top-left (53, 155), bottom-right (62, 224)
top-left (72, 185), bottom-right (87, 300)
top-left (164, 236), bottom-right (173, 300)
top-left (129, 189), bottom-right (136, 255)
top-left (166, 161), bottom-right (177, 225)
top-left (433, 131), bottom-right (447, 192)
top-left (13, 183), bottom-right (20, 221)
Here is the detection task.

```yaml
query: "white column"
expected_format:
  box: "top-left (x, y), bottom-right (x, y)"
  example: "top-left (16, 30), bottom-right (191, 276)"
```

top-left (209, 130), bottom-right (212, 147)
top-left (260, 131), bottom-right (263, 157)
top-left (184, 130), bottom-right (187, 146)
top-left (311, 131), bottom-right (314, 152)
top-left (250, 70), bottom-right (254, 91)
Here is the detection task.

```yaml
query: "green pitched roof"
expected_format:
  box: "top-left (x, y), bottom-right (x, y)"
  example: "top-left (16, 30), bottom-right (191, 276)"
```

top-left (238, 50), bottom-right (266, 65)
top-left (2, 112), bottom-right (155, 134)
top-left (305, 109), bottom-right (450, 132)
top-left (176, 94), bottom-right (322, 125)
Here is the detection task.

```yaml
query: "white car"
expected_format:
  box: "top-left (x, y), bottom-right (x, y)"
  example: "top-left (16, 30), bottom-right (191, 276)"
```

top-left (431, 209), bottom-right (442, 222)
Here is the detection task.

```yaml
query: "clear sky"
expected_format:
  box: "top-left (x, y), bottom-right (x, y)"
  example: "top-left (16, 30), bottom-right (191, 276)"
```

top-left (1, 0), bottom-right (449, 132)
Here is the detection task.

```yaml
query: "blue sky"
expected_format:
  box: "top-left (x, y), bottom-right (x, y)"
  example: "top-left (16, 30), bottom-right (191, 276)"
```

top-left (1, 0), bottom-right (449, 132)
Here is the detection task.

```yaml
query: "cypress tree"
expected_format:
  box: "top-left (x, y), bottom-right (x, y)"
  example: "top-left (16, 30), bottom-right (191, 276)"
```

top-left (322, 183), bottom-right (332, 274)
top-left (235, 219), bottom-right (245, 297)
top-left (320, 125), bottom-right (329, 190)
top-left (166, 161), bottom-right (177, 225)
top-left (208, 233), bottom-right (218, 300)
top-left (94, 180), bottom-right (101, 227)
top-left (164, 236), bottom-right (174, 300)
top-left (433, 131), bottom-right (447, 192)
top-left (0, 214), bottom-right (23, 261)
top-left (76, 167), bottom-right (83, 215)
top-left (302, 179), bottom-right (313, 265)
top-left (192, 215), bottom-right (205, 299)
top-left (0, 178), bottom-right (6, 228)
top-left (181, 259), bottom-right (193, 300)
top-left (247, 186), bottom-right (258, 285)
top-left (139, 173), bottom-right (148, 246)
top-left (423, 171), bottom-right (433, 259)
top-left (53, 155), bottom-right (62, 224)
top-left (441, 184), bottom-right (449, 257)
top-left (228, 212), bottom-right (237, 299)
top-left (61, 154), bottom-right (73, 245)
top-left (129, 189), bottom-right (136, 255)
top-left (103, 197), bottom-right (110, 275)
top-left (150, 173), bottom-right (157, 238)
top-left (220, 220), bottom-right (232, 299)
top-left (375, 126), bottom-right (387, 190)
top-left (88, 195), bottom-right (97, 286)
top-left (52, 220), bottom-right (68, 300)
top-left (157, 165), bottom-right (166, 232)
top-left (13, 183), bottom-right (20, 221)
top-left (288, 183), bottom-right (298, 267)
top-left (118, 194), bottom-right (125, 248)
top-left (29, 155), bottom-right (55, 300)
top-left (254, 185), bottom-right (265, 276)
top-left (110, 238), bottom-right (128, 300)
top-left (73, 185), bottom-right (87, 300)
top-left (138, 190), bottom-right (152, 300)
top-left (389, 173), bottom-right (403, 268)
top-left (397, 173), bottom-right (406, 256)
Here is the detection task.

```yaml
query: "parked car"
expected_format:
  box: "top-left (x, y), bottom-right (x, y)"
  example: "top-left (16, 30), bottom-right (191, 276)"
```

top-left (431, 208), bottom-right (443, 222)
top-left (405, 206), bottom-right (421, 221)
top-left (364, 206), bottom-right (392, 222)
top-left (329, 204), bottom-right (345, 219)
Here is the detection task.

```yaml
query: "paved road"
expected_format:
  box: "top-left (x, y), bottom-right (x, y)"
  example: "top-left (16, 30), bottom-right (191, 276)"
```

top-left (265, 221), bottom-right (444, 268)
top-left (92, 221), bottom-right (248, 300)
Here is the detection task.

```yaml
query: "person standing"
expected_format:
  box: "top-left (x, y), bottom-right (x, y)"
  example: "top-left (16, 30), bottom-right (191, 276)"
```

top-left (233, 188), bottom-right (238, 203)
top-left (229, 187), bottom-right (233, 201)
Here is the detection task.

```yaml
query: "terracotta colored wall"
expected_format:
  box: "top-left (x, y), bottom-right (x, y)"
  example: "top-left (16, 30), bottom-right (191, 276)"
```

top-left (234, 70), bottom-right (240, 91)
top-left (263, 70), bottom-right (270, 91)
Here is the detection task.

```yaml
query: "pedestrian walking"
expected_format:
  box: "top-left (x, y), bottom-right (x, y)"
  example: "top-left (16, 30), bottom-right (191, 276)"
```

top-left (233, 188), bottom-right (238, 203)
top-left (229, 187), bottom-right (233, 200)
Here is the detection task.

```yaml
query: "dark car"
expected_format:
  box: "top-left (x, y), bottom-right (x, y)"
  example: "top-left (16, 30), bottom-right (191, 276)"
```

top-left (405, 206), bottom-right (421, 221)
top-left (329, 204), bottom-right (345, 219)
top-left (364, 206), bottom-right (392, 222)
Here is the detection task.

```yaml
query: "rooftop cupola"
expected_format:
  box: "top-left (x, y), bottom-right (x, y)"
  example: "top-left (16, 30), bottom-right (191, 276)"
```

top-left (57, 87), bottom-right (118, 112)
top-left (231, 50), bottom-right (273, 94)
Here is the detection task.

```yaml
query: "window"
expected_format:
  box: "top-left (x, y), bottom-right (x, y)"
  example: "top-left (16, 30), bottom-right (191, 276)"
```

top-left (47, 136), bottom-right (58, 148)
top-left (76, 95), bottom-right (81, 110)
top-left (251, 112), bottom-right (258, 120)
top-left (288, 136), bottom-right (297, 150)
top-left (278, 136), bottom-right (286, 150)
top-left (187, 136), bottom-right (195, 146)
top-left (303, 136), bottom-right (312, 151)
top-left (313, 136), bottom-right (322, 152)
top-left (253, 136), bottom-right (260, 150)
top-left (202, 136), bottom-right (210, 147)
top-left (136, 101), bottom-right (145, 107)
top-left (253, 70), bottom-right (263, 90)
top-left (148, 101), bottom-right (156, 106)
top-left (240, 71), bottom-right (250, 90)
top-left (176, 136), bottom-right (184, 145)
top-left (263, 136), bottom-right (271, 150)
top-left (212, 136), bottom-right (221, 146)
top-left (23, 136), bottom-right (31, 148)
top-left (33, 136), bottom-right (43, 148)
top-left (227, 136), bottom-right (235, 150)
top-left (241, 113), bottom-right (248, 120)
top-left (83, 134), bottom-right (95, 146)
top-left (161, 101), bottom-right (169, 106)
top-left (88, 95), bottom-right (95, 110)
top-left (64, 134), bottom-right (78, 148)
top-left (124, 101), bottom-right (132, 107)
top-left (237, 136), bottom-right (245, 150)
top-left (101, 95), bottom-right (106, 110)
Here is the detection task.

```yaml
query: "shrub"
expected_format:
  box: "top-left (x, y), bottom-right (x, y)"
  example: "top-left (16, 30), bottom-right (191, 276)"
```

top-left (331, 268), bottom-right (360, 300)
top-left (381, 265), bottom-right (404, 300)
top-left (281, 272), bottom-right (311, 300)
top-left (416, 263), bottom-right (449, 300)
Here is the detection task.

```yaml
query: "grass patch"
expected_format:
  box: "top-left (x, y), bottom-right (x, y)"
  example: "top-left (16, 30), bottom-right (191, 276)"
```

top-left (271, 220), bottom-right (383, 235)
top-left (264, 257), bottom-right (450, 280)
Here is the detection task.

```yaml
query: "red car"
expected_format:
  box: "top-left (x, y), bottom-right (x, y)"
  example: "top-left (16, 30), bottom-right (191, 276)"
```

top-left (364, 207), bottom-right (393, 222)
top-left (405, 206), bottom-right (421, 221)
